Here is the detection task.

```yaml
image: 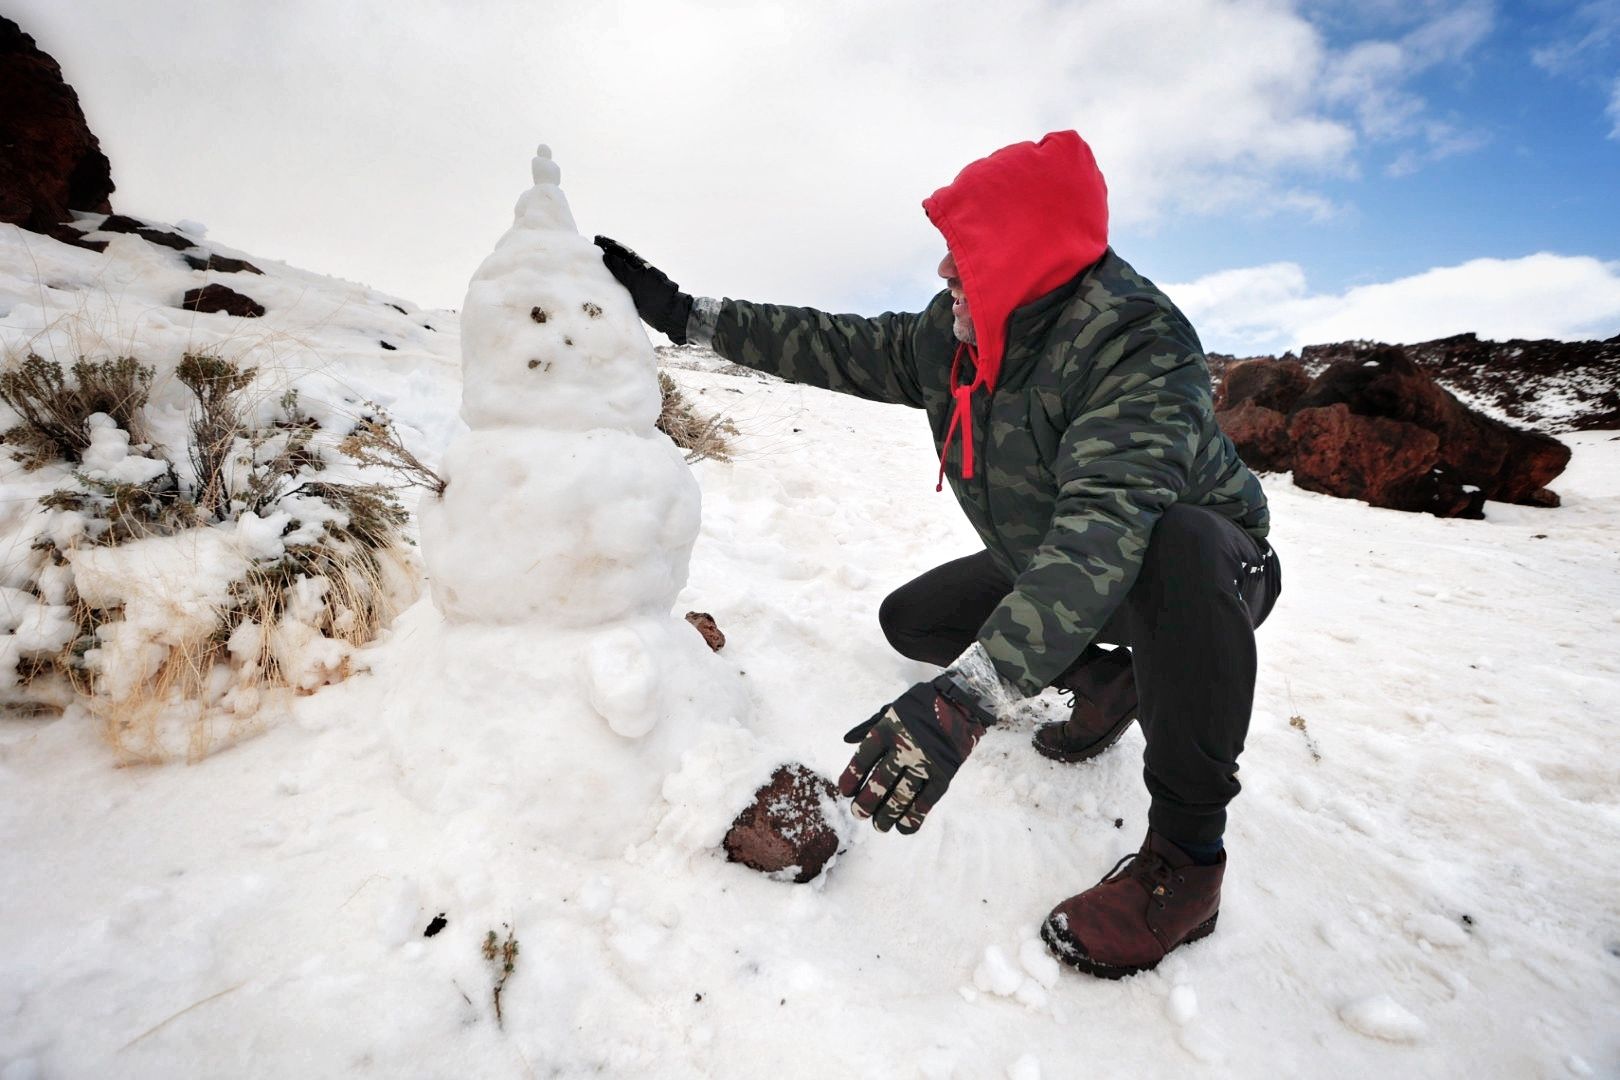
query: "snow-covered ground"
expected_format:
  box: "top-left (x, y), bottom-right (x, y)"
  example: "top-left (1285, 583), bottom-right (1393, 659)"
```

top-left (2, 220), bottom-right (1618, 1079)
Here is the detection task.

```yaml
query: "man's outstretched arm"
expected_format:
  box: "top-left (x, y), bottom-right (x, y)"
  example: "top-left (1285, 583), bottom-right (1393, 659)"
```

top-left (596, 235), bottom-right (932, 409)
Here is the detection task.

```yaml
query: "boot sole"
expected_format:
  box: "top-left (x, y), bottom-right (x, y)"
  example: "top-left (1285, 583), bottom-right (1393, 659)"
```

top-left (1031, 712), bottom-right (1138, 764)
top-left (1041, 912), bottom-right (1218, 980)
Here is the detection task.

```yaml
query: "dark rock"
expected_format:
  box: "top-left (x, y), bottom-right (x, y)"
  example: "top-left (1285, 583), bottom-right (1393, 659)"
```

top-left (723, 764), bottom-right (842, 884)
top-left (181, 283), bottom-right (265, 318)
top-left (43, 223), bottom-right (106, 253)
top-left (380, 341), bottom-right (396, 351)
top-left (1289, 404), bottom-right (1484, 517)
top-left (1214, 358), bottom-right (1310, 414)
top-left (684, 611), bottom-right (725, 652)
top-left (1215, 400), bottom-right (1292, 472)
top-left (0, 17), bottom-right (114, 230)
top-left (135, 227), bottom-right (194, 251)
top-left (1295, 347), bottom-right (1569, 506)
top-left (182, 253), bottom-right (264, 275)
top-left (96, 213), bottom-right (145, 233)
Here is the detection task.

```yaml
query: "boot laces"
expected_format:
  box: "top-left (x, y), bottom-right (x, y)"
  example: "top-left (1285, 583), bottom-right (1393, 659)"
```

top-left (1098, 849), bottom-right (1180, 906)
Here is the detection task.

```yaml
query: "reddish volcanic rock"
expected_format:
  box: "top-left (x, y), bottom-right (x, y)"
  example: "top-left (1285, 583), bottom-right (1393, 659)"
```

top-left (1214, 358), bottom-right (1310, 414)
top-left (723, 763), bottom-right (843, 884)
top-left (182, 283), bottom-right (265, 318)
top-left (1216, 400), bottom-right (1293, 473)
top-left (1289, 404), bottom-right (1488, 517)
top-left (1210, 342), bottom-right (1573, 516)
top-left (684, 611), bottom-right (725, 652)
top-left (1294, 347), bottom-right (1570, 506)
top-left (0, 17), bottom-right (114, 231)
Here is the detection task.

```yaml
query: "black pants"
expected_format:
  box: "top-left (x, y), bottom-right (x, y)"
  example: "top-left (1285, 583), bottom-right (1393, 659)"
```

top-left (878, 504), bottom-right (1281, 845)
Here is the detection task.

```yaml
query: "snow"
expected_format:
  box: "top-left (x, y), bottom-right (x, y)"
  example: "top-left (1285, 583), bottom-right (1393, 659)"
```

top-left (3, 200), bottom-right (1620, 1076)
top-left (1339, 994), bottom-right (1429, 1043)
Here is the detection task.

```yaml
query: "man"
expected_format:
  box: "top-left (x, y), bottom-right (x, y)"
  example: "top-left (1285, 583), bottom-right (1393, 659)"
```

top-left (596, 130), bottom-right (1280, 980)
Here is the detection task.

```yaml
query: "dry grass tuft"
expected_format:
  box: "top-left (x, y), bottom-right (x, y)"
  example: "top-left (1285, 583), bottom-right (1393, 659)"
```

top-left (657, 371), bottom-right (737, 464)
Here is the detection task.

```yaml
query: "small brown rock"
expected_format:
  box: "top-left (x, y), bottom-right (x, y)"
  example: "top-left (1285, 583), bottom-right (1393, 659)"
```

top-left (181, 283), bottom-right (265, 318)
top-left (44, 223), bottom-right (105, 253)
top-left (723, 764), bottom-right (843, 884)
top-left (95, 213), bottom-right (145, 233)
top-left (684, 611), bottom-right (725, 652)
top-left (183, 252), bottom-right (263, 275)
top-left (135, 226), bottom-right (193, 251)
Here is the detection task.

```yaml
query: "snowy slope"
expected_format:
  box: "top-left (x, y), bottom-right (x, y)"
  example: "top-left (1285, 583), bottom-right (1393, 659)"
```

top-left (3, 222), bottom-right (1619, 1079)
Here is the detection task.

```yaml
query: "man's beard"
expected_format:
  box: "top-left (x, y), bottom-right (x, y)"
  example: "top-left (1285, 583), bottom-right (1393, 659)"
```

top-left (952, 314), bottom-right (977, 345)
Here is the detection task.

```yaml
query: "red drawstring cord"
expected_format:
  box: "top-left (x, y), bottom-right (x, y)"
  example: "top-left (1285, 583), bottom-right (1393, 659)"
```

top-left (935, 342), bottom-right (983, 492)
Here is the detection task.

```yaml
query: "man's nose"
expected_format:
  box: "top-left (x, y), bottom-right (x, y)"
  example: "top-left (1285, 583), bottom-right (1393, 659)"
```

top-left (938, 251), bottom-right (957, 280)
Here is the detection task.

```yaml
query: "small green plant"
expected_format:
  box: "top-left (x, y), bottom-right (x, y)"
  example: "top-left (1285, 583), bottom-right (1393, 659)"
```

top-left (482, 925), bottom-right (520, 1027)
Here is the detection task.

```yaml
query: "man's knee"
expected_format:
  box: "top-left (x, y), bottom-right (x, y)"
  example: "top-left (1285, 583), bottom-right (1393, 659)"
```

top-left (877, 585), bottom-right (916, 653)
top-left (1138, 505), bottom-right (1248, 590)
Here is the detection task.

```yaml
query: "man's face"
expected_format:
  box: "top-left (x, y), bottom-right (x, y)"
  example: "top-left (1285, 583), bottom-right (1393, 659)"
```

top-left (938, 251), bottom-right (975, 345)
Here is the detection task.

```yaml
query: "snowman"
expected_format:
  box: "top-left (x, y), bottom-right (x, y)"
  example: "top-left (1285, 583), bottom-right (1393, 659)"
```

top-left (395, 146), bottom-right (750, 857)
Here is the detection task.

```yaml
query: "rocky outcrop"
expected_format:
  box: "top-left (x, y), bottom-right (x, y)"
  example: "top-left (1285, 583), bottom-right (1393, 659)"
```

top-left (1216, 347), bottom-right (1570, 517)
top-left (0, 17), bottom-right (114, 231)
top-left (723, 764), bottom-right (842, 883)
top-left (181, 284), bottom-right (265, 318)
top-left (1212, 333), bottom-right (1619, 435)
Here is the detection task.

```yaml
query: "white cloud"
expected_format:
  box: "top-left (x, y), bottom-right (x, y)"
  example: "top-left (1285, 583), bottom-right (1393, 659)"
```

top-left (9, 0), bottom-right (1493, 314)
top-left (1530, 0), bottom-right (1620, 74)
top-left (1167, 254), bottom-right (1620, 355)
top-left (1610, 76), bottom-right (1620, 137)
top-left (1321, 2), bottom-right (1492, 169)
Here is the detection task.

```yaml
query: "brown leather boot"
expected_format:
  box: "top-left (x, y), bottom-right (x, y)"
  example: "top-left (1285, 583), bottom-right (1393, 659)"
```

top-left (1032, 646), bottom-right (1137, 763)
top-left (1040, 832), bottom-right (1223, 979)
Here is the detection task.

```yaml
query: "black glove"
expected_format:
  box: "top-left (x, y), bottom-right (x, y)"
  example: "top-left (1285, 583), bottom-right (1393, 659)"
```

top-left (593, 236), bottom-right (695, 344)
top-left (837, 675), bottom-right (990, 834)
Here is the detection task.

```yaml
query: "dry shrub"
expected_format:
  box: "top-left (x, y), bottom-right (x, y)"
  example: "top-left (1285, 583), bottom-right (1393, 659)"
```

top-left (0, 354), bottom-right (153, 466)
top-left (337, 403), bottom-right (445, 495)
top-left (3, 349), bottom-right (422, 762)
top-left (657, 371), bottom-right (737, 463)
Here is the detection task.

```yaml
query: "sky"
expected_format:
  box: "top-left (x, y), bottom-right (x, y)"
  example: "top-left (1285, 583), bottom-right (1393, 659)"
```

top-left (13, 0), bottom-right (1620, 355)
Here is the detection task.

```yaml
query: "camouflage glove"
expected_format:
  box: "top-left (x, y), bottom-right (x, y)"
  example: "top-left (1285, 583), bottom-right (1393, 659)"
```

top-left (593, 235), bottom-right (695, 344)
top-left (838, 676), bottom-right (991, 834)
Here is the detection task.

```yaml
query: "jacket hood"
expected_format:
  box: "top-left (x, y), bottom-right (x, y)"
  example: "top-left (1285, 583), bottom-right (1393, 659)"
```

top-left (921, 130), bottom-right (1109, 485)
top-left (923, 130), bottom-right (1109, 390)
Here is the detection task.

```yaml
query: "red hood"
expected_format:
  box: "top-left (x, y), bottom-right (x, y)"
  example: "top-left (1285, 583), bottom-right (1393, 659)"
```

top-left (923, 130), bottom-right (1109, 396)
top-left (920, 130), bottom-right (1108, 489)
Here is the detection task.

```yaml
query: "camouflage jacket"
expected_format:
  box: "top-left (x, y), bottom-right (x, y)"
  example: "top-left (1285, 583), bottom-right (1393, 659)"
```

top-left (705, 249), bottom-right (1270, 697)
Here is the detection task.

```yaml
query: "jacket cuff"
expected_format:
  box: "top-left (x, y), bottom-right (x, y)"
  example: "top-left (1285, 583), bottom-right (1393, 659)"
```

top-left (939, 641), bottom-right (1026, 724)
top-left (686, 296), bottom-right (722, 348)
